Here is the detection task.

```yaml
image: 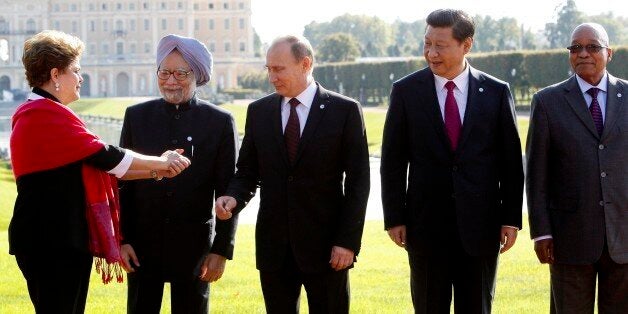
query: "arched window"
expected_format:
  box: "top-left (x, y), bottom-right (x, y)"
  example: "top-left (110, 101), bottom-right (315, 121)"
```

top-left (26, 19), bottom-right (36, 34)
top-left (0, 17), bottom-right (8, 34)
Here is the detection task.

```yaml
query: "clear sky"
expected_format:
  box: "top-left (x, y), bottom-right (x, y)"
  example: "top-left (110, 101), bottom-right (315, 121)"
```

top-left (251, 0), bottom-right (625, 43)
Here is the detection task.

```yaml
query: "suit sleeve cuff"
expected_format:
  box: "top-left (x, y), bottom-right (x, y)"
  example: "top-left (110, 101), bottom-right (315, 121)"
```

top-left (502, 225), bottom-right (520, 231)
top-left (533, 235), bottom-right (553, 241)
top-left (107, 151), bottom-right (133, 178)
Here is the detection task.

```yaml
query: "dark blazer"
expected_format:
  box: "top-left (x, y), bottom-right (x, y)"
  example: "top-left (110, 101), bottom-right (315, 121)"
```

top-left (119, 97), bottom-right (238, 279)
top-left (381, 66), bottom-right (524, 256)
top-left (526, 74), bottom-right (628, 264)
top-left (226, 83), bottom-right (370, 273)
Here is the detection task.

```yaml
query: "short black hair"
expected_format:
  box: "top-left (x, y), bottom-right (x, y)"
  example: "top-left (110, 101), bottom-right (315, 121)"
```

top-left (426, 9), bottom-right (475, 42)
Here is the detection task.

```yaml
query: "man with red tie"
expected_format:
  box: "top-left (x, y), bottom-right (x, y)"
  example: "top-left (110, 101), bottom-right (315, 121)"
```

top-left (380, 9), bottom-right (524, 313)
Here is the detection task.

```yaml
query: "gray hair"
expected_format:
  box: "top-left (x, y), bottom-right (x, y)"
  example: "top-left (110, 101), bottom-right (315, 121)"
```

top-left (269, 35), bottom-right (315, 64)
top-left (572, 23), bottom-right (610, 46)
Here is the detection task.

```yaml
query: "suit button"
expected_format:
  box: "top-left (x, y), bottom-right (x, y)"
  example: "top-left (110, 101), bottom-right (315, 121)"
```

top-left (598, 144), bottom-right (605, 150)
top-left (600, 172), bottom-right (607, 178)
top-left (451, 193), bottom-right (456, 199)
top-left (599, 201), bottom-right (604, 206)
top-left (452, 166), bottom-right (458, 172)
top-left (164, 218), bottom-right (170, 223)
top-left (171, 139), bottom-right (178, 144)
top-left (287, 176), bottom-right (294, 182)
top-left (174, 114), bottom-right (181, 120)
top-left (166, 191), bottom-right (173, 197)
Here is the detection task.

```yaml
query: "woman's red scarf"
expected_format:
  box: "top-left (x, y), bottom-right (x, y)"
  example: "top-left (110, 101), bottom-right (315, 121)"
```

top-left (11, 97), bottom-right (124, 284)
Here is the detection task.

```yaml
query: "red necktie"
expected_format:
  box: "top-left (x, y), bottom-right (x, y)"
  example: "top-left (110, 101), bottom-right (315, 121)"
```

top-left (586, 88), bottom-right (604, 136)
top-left (285, 98), bottom-right (301, 163)
top-left (444, 81), bottom-right (462, 150)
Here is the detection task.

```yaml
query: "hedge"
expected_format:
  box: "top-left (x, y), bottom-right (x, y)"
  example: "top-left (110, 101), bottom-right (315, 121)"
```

top-left (239, 47), bottom-right (627, 106)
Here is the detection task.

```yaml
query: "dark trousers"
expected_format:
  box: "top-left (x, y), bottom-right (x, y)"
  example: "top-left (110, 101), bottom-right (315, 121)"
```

top-left (259, 250), bottom-right (350, 314)
top-left (16, 249), bottom-right (93, 314)
top-left (408, 236), bottom-right (498, 314)
top-left (550, 244), bottom-right (628, 314)
top-left (127, 271), bottom-right (209, 314)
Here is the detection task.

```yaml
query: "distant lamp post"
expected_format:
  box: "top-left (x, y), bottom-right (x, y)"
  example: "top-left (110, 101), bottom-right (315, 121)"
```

top-left (360, 73), bottom-right (366, 104)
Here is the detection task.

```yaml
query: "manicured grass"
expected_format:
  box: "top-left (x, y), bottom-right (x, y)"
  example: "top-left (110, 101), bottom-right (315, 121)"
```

top-left (0, 98), bottom-right (539, 312)
top-left (1, 162), bottom-right (550, 313)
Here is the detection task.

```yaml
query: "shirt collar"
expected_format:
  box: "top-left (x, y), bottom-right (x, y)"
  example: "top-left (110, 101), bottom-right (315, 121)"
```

top-left (282, 80), bottom-right (316, 109)
top-left (433, 61), bottom-right (470, 93)
top-left (576, 72), bottom-right (608, 94)
top-left (29, 87), bottom-right (61, 104)
top-left (162, 94), bottom-right (196, 112)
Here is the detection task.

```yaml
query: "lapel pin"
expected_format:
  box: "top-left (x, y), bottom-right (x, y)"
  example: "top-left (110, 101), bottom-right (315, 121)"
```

top-left (320, 104), bottom-right (325, 109)
top-left (618, 93), bottom-right (622, 98)
top-left (479, 88), bottom-right (484, 92)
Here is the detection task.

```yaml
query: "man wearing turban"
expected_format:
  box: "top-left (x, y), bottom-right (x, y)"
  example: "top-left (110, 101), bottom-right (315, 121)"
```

top-left (118, 34), bottom-right (239, 313)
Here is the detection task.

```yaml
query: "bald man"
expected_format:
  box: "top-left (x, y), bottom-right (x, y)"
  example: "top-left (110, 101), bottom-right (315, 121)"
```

top-left (526, 23), bottom-right (628, 313)
top-left (118, 34), bottom-right (239, 314)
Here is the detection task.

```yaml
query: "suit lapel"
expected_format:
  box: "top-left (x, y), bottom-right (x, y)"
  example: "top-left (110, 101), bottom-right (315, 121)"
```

top-left (294, 83), bottom-right (328, 165)
top-left (270, 94), bottom-right (291, 166)
top-left (563, 76), bottom-right (600, 139)
top-left (602, 74), bottom-right (625, 140)
top-left (416, 71), bottom-right (451, 152)
top-left (457, 67), bottom-right (484, 153)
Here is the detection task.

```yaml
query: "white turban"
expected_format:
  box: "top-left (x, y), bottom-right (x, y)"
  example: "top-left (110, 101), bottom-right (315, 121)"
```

top-left (156, 34), bottom-right (212, 86)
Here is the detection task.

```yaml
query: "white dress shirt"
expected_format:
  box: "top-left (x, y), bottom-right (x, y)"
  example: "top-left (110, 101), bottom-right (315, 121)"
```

top-left (576, 72), bottom-right (608, 122)
top-left (281, 80), bottom-right (317, 134)
top-left (433, 64), bottom-right (470, 123)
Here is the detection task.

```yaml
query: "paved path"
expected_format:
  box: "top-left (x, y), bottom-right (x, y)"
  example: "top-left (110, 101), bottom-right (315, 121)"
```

top-left (236, 157), bottom-right (528, 224)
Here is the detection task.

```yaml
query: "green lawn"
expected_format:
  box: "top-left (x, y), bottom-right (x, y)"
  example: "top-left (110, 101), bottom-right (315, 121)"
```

top-left (67, 97), bottom-right (530, 156)
top-left (0, 158), bottom-right (550, 313)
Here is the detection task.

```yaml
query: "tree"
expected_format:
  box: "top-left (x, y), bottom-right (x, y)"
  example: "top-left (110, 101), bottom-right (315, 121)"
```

top-left (496, 17), bottom-right (521, 50)
top-left (391, 19), bottom-right (426, 56)
top-left (589, 13), bottom-right (628, 46)
top-left (253, 29), bottom-right (262, 57)
top-left (544, 0), bottom-right (584, 48)
top-left (304, 14), bottom-right (393, 57)
top-left (473, 15), bottom-right (499, 52)
top-left (316, 33), bottom-right (361, 62)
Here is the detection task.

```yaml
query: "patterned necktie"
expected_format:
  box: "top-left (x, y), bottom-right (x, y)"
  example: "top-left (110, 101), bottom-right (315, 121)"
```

top-left (285, 98), bottom-right (301, 163)
top-left (444, 81), bottom-right (462, 150)
top-left (586, 88), bottom-right (604, 136)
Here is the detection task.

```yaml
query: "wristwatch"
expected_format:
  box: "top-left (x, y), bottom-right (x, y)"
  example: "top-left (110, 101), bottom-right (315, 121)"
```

top-left (150, 169), bottom-right (163, 181)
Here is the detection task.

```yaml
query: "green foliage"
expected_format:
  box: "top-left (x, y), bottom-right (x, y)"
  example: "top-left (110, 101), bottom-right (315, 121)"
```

top-left (238, 69), bottom-right (272, 93)
top-left (313, 47), bottom-right (627, 106)
top-left (392, 19), bottom-right (426, 56)
top-left (314, 58), bottom-right (425, 106)
top-left (0, 161), bottom-right (16, 230)
top-left (545, 0), bottom-right (585, 48)
top-left (317, 33), bottom-right (361, 62)
top-left (221, 88), bottom-right (264, 100)
top-left (304, 14), bottom-right (394, 57)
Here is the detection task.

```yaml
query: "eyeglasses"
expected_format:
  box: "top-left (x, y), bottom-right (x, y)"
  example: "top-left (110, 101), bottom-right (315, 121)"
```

top-left (566, 44), bottom-right (608, 54)
top-left (157, 69), bottom-right (192, 81)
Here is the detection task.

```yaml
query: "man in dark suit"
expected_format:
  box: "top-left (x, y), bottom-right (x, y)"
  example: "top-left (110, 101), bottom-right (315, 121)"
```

top-left (118, 34), bottom-right (238, 314)
top-left (214, 35), bottom-right (370, 313)
top-left (380, 9), bottom-right (524, 313)
top-left (526, 23), bottom-right (628, 313)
